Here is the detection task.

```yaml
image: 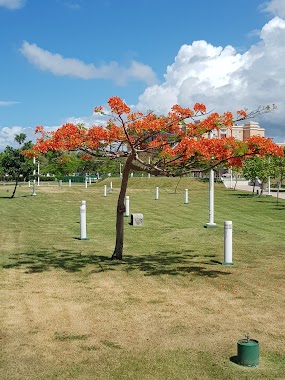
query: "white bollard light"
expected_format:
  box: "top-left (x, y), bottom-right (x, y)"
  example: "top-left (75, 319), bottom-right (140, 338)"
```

top-left (69, 179), bottom-right (71, 187)
top-left (125, 195), bottom-right (130, 217)
top-left (80, 202), bottom-right (88, 240)
top-left (184, 189), bottom-right (189, 204)
top-left (104, 185), bottom-right (107, 197)
top-left (32, 181), bottom-right (37, 196)
top-left (155, 186), bottom-right (159, 200)
top-left (223, 221), bottom-right (233, 265)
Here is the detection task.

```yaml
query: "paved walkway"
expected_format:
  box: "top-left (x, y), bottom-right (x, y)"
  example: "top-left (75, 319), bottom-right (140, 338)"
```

top-left (222, 179), bottom-right (285, 199)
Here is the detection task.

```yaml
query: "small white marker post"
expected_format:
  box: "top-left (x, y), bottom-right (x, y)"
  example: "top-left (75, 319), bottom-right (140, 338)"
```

top-left (155, 186), bottom-right (159, 200)
top-left (28, 180), bottom-right (31, 188)
top-left (85, 179), bottom-right (88, 189)
top-left (205, 169), bottom-right (217, 228)
top-left (80, 200), bottom-right (89, 240)
top-left (32, 180), bottom-right (36, 196)
top-left (184, 189), bottom-right (189, 204)
top-left (103, 185), bottom-right (107, 197)
top-left (69, 179), bottom-right (71, 187)
top-left (89, 177), bottom-right (92, 185)
top-left (130, 172), bottom-right (134, 178)
top-left (148, 157), bottom-right (151, 178)
top-left (110, 181), bottom-right (113, 192)
top-left (125, 195), bottom-right (130, 217)
top-left (223, 221), bottom-right (233, 265)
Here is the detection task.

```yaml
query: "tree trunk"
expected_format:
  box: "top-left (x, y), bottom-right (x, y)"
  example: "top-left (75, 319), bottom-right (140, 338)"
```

top-left (111, 156), bottom-right (133, 260)
top-left (174, 176), bottom-right (182, 193)
top-left (11, 177), bottom-right (19, 198)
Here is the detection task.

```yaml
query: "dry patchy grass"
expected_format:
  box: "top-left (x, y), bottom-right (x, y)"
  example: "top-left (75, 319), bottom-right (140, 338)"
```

top-left (0, 178), bottom-right (285, 379)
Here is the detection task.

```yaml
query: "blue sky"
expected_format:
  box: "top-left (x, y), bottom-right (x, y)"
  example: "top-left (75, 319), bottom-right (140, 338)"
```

top-left (1, 0), bottom-right (285, 149)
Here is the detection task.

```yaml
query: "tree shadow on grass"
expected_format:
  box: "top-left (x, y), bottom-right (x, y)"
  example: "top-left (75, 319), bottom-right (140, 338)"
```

top-left (227, 193), bottom-right (256, 199)
top-left (2, 248), bottom-right (232, 278)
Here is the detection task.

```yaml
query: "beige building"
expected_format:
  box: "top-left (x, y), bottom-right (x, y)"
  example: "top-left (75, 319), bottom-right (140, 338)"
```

top-left (210, 121), bottom-right (265, 141)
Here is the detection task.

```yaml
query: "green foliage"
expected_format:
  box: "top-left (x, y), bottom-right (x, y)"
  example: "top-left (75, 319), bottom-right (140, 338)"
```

top-left (0, 134), bottom-right (34, 197)
top-left (0, 135), bottom-right (34, 196)
top-left (242, 156), bottom-right (275, 183)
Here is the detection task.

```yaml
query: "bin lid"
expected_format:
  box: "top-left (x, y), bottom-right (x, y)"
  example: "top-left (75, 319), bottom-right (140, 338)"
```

top-left (238, 339), bottom-right (259, 346)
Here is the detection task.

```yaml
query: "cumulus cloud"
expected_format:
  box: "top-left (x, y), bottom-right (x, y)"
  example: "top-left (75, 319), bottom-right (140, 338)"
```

top-left (137, 16), bottom-right (285, 141)
top-left (0, 0), bottom-right (25, 9)
top-left (261, 0), bottom-right (285, 18)
top-left (20, 41), bottom-right (157, 86)
top-left (0, 126), bottom-right (32, 150)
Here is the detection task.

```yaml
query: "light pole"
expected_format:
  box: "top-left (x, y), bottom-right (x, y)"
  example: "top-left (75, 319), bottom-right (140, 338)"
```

top-left (37, 161), bottom-right (40, 186)
top-left (119, 163), bottom-right (122, 178)
top-left (205, 169), bottom-right (217, 228)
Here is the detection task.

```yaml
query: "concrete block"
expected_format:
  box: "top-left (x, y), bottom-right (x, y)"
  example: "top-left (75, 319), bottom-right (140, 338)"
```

top-left (131, 213), bottom-right (143, 226)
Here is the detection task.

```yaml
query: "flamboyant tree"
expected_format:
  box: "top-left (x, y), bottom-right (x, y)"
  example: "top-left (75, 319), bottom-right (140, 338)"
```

top-left (26, 97), bottom-right (283, 259)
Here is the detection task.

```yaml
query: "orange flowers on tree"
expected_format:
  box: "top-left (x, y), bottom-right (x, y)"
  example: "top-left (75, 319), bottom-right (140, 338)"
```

top-left (29, 97), bottom-right (283, 259)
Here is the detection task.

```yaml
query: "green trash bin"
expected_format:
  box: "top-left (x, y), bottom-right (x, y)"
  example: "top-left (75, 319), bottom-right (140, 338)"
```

top-left (237, 338), bottom-right (259, 367)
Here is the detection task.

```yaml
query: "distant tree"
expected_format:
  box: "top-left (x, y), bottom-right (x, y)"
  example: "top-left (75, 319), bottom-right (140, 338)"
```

top-left (1, 134), bottom-right (34, 198)
top-left (271, 147), bottom-right (285, 187)
top-left (242, 156), bottom-right (276, 195)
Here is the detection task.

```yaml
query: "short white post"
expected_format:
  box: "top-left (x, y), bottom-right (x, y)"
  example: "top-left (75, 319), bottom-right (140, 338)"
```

top-left (148, 157), bottom-right (151, 178)
top-left (85, 179), bottom-right (88, 189)
top-left (119, 163), bottom-right (122, 178)
top-left (80, 200), bottom-right (88, 240)
top-left (130, 172), bottom-right (133, 178)
top-left (223, 221), bottom-right (233, 265)
top-left (104, 185), bottom-right (107, 197)
top-left (89, 177), bottom-right (92, 185)
top-left (110, 181), bottom-right (113, 192)
top-left (69, 179), bottom-right (71, 187)
top-left (205, 169), bottom-right (216, 227)
top-left (32, 181), bottom-right (36, 196)
top-left (155, 186), bottom-right (159, 200)
top-left (125, 195), bottom-right (130, 217)
top-left (184, 189), bottom-right (188, 204)
top-left (28, 180), bottom-right (31, 188)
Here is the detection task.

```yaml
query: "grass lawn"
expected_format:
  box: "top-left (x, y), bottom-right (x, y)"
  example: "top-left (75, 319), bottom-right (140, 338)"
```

top-left (0, 177), bottom-right (285, 380)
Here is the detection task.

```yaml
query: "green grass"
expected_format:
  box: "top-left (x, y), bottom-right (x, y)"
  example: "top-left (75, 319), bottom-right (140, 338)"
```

top-left (0, 177), bottom-right (285, 379)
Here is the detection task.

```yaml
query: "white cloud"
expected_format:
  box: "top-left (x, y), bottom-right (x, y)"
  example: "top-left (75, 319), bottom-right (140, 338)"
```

top-left (0, 126), bottom-right (30, 150)
top-left (20, 41), bottom-right (157, 86)
top-left (261, 0), bottom-right (285, 18)
top-left (0, 101), bottom-right (19, 106)
top-left (137, 16), bottom-right (285, 142)
top-left (64, 2), bottom-right (81, 11)
top-left (0, 0), bottom-right (25, 9)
